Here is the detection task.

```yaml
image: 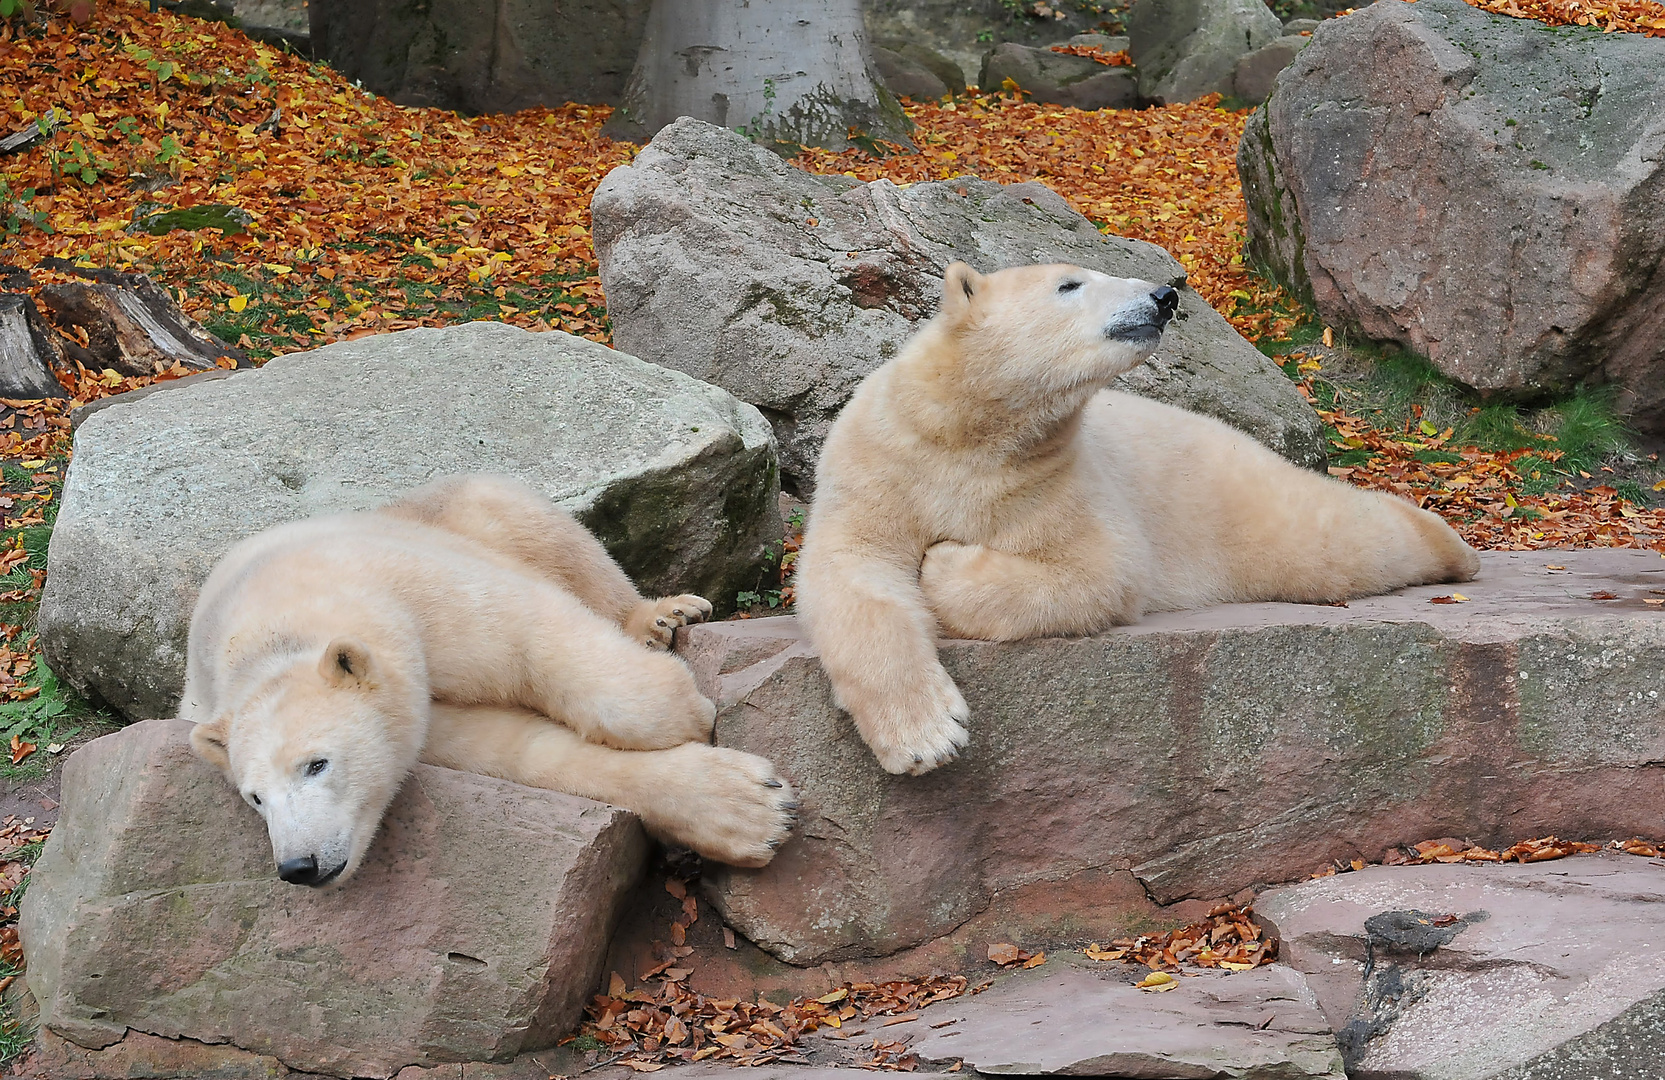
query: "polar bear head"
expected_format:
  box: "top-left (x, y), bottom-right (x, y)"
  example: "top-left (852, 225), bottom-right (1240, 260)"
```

top-left (189, 637), bottom-right (427, 888)
top-left (932, 262), bottom-right (1178, 399)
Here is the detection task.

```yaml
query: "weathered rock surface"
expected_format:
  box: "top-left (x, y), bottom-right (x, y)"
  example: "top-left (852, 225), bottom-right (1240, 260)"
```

top-left (1233, 34), bottom-right (1307, 105)
top-left (19, 719), bottom-right (648, 1079)
top-left (1127, 0), bottom-right (1281, 103)
top-left (309, 0), bottom-right (649, 114)
top-left (862, 0), bottom-right (1111, 90)
top-left (871, 44), bottom-right (949, 101)
top-left (1239, 0), bottom-right (1665, 432)
top-left (39, 322), bottom-right (780, 720)
top-left (977, 41), bottom-right (1139, 109)
top-left (593, 117), bottom-right (1325, 492)
top-left (1259, 853), bottom-right (1665, 1079)
top-left (909, 964), bottom-right (1346, 1078)
top-left (873, 39), bottom-right (967, 94)
top-left (684, 549), bottom-right (1665, 965)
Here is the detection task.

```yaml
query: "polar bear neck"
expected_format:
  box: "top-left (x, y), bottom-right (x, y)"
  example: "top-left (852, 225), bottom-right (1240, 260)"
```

top-left (889, 327), bottom-right (1099, 464)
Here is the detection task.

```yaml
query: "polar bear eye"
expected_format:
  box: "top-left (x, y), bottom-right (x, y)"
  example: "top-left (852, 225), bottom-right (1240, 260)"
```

top-left (246, 792), bottom-right (262, 807)
top-left (306, 759), bottom-right (330, 777)
top-left (1058, 279), bottom-right (1082, 294)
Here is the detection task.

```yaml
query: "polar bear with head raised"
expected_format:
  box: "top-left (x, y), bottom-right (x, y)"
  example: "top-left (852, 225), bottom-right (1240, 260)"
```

top-left (796, 263), bottom-right (1478, 775)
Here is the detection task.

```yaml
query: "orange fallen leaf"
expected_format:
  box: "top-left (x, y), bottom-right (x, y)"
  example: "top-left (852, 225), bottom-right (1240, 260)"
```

top-left (8, 736), bottom-right (34, 765)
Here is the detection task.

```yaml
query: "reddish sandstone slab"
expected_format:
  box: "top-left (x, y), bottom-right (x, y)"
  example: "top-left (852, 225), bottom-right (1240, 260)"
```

top-left (687, 549), bottom-right (1665, 965)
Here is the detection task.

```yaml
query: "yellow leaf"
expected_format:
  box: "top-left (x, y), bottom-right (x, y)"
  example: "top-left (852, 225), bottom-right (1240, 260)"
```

top-left (1322, 326), bottom-right (1334, 347)
top-left (1451, 593), bottom-right (1469, 602)
top-left (1220, 961), bottom-right (1255, 972)
top-left (1135, 971), bottom-right (1174, 989)
top-left (19, 458), bottom-right (45, 468)
top-left (1419, 420), bottom-right (1438, 436)
top-left (228, 294), bottom-right (249, 312)
top-left (815, 988), bottom-right (848, 1004)
top-left (1653, 479), bottom-right (1665, 492)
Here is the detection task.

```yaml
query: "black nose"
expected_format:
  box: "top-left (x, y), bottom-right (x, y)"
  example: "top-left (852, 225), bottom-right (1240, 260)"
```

top-left (278, 854), bottom-right (320, 885)
top-left (1151, 286), bottom-right (1179, 321)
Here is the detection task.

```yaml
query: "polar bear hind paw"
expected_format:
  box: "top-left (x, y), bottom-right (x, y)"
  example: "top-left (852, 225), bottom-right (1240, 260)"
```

top-left (660, 747), bottom-right (800, 867)
top-left (627, 594), bottom-right (714, 650)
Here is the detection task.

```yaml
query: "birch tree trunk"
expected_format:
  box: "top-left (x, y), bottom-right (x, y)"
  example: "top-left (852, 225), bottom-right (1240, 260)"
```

top-left (604, 0), bottom-right (912, 152)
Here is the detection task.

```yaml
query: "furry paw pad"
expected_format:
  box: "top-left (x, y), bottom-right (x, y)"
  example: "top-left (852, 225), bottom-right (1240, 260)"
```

top-left (628, 594), bottom-right (714, 650)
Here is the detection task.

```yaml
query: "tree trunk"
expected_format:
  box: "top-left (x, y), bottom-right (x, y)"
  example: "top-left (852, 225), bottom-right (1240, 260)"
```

top-left (605, 0), bottom-right (912, 152)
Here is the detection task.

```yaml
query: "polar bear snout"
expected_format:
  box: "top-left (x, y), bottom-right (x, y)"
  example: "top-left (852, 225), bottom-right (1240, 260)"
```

top-left (277, 853), bottom-right (341, 887)
top-left (1103, 285), bottom-right (1179, 344)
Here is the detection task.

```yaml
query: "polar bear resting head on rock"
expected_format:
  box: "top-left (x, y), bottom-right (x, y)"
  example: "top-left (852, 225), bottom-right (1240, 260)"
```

top-left (184, 474), bottom-right (798, 885)
top-left (796, 262), bottom-right (1479, 776)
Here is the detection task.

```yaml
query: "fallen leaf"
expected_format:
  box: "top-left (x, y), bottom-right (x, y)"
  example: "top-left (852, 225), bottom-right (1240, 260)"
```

top-left (1021, 951), bottom-right (1047, 968)
top-left (1136, 971), bottom-right (1176, 991)
top-left (8, 736), bottom-right (34, 765)
top-left (987, 942), bottom-right (1023, 966)
top-left (1590, 591), bottom-right (1620, 600)
top-left (227, 294), bottom-right (249, 312)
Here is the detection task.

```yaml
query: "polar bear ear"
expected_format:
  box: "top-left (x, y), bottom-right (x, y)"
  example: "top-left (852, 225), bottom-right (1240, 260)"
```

top-left (319, 637), bottom-right (375, 688)
top-left (940, 262), bottom-right (983, 322)
top-left (190, 716), bottom-right (232, 771)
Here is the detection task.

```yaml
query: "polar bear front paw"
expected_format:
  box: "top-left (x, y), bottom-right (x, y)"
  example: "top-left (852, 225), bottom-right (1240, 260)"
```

top-left (857, 666), bottom-right (972, 776)
top-left (626, 594), bottom-right (714, 650)
top-left (653, 746), bottom-right (800, 867)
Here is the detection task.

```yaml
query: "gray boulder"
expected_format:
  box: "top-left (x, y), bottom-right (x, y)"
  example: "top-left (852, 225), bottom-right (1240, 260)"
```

top-left (679, 549), bottom-right (1665, 965)
top-left (1068, 33), bottom-right (1131, 52)
top-left (1127, 0), bottom-right (1282, 103)
top-left (39, 322), bottom-right (780, 721)
top-left (870, 45), bottom-right (949, 100)
top-left (308, 0), bottom-right (648, 114)
top-left (862, 0), bottom-right (1110, 91)
top-left (1233, 34), bottom-right (1307, 105)
top-left (978, 41), bottom-right (1139, 110)
top-left (1282, 18), bottom-right (1320, 35)
top-left (20, 719), bottom-right (647, 1078)
top-left (910, 965), bottom-right (1346, 1078)
top-left (1239, 0), bottom-right (1665, 434)
top-left (592, 118), bottom-right (1325, 493)
top-left (1260, 853), bottom-right (1665, 1078)
top-left (872, 38), bottom-right (966, 94)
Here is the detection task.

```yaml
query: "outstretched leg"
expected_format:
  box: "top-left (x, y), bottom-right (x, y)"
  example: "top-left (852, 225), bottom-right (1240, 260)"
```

top-left (423, 703), bottom-right (798, 867)
top-left (381, 474), bottom-right (710, 647)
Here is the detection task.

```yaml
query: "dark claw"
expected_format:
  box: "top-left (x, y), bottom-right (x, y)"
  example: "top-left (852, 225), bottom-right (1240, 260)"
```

top-left (767, 838), bottom-right (783, 849)
top-left (764, 778), bottom-right (784, 788)
top-left (782, 800), bottom-right (800, 813)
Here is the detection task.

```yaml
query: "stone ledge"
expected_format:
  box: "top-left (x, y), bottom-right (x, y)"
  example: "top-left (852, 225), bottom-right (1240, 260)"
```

top-left (20, 719), bottom-right (648, 1079)
top-left (685, 549), bottom-right (1665, 965)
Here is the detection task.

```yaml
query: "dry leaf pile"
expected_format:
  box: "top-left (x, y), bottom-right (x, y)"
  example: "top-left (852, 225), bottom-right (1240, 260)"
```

top-left (1081, 902), bottom-right (1277, 974)
top-left (1312, 394), bottom-right (1665, 553)
top-left (1462, 0), bottom-right (1665, 34)
top-left (1047, 44), bottom-right (1134, 65)
top-left (577, 878), bottom-right (971, 1070)
top-left (0, 814), bottom-right (50, 975)
top-left (1308, 833), bottom-right (1662, 879)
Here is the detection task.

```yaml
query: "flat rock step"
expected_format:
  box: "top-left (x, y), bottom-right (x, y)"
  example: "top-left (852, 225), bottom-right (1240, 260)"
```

top-left (684, 549), bottom-right (1665, 966)
top-left (909, 964), bottom-right (1344, 1078)
top-left (1259, 851), bottom-right (1665, 1079)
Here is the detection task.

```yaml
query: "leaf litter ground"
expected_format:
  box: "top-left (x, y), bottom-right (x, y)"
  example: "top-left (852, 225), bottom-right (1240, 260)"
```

top-left (4, 0), bottom-right (1665, 1064)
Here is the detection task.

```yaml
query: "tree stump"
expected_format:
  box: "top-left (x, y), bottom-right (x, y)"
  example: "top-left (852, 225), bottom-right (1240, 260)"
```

top-left (0, 294), bottom-right (69, 401)
top-left (40, 274), bottom-right (247, 377)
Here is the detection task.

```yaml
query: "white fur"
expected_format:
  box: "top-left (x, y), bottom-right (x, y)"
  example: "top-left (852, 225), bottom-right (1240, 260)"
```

top-left (184, 474), bottom-right (797, 884)
top-left (797, 263), bottom-right (1479, 775)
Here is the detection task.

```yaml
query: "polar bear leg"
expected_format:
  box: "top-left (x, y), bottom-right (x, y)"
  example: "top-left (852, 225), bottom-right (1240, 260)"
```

top-left (795, 542), bottom-right (970, 776)
top-left (424, 703), bottom-right (797, 867)
top-left (382, 475), bottom-right (711, 644)
top-left (919, 539), bottom-right (1141, 640)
